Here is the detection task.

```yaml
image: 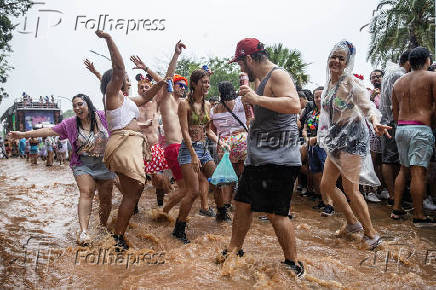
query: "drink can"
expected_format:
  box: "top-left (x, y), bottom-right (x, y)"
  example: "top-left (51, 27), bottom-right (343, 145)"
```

top-left (167, 79), bottom-right (173, 92)
top-left (240, 74), bottom-right (249, 86)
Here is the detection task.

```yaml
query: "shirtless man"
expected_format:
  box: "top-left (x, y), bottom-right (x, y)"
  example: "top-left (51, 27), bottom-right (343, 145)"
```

top-left (132, 73), bottom-right (171, 207)
top-left (392, 46), bottom-right (436, 227)
top-left (130, 45), bottom-right (215, 217)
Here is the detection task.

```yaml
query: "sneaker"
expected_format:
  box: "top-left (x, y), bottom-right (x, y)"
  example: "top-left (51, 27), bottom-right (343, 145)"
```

top-left (413, 217), bottom-right (436, 228)
top-left (362, 235), bottom-right (382, 250)
top-left (390, 209), bottom-right (407, 220)
top-left (402, 201), bottom-right (414, 212)
top-left (387, 198), bottom-right (394, 207)
top-left (312, 201), bottom-right (326, 210)
top-left (321, 205), bottom-right (335, 217)
top-left (365, 192), bottom-right (382, 203)
top-left (423, 196), bottom-right (436, 211)
top-left (224, 203), bottom-right (233, 212)
top-left (113, 234), bottom-right (129, 252)
top-left (199, 207), bottom-right (216, 217)
top-left (336, 222), bottom-right (363, 236)
top-left (300, 188), bottom-right (308, 195)
top-left (77, 231), bottom-right (91, 246)
top-left (258, 216), bottom-right (269, 221)
top-left (282, 260), bottom-right (305, 278)
top-left (377, 190), bottom-right (390, 200)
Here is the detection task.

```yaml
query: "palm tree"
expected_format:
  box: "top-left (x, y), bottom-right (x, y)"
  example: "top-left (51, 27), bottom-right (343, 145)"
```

top-left (362, 0), bottom-right (435, 66)
top-left (266, 43), bottom-right (309, 88)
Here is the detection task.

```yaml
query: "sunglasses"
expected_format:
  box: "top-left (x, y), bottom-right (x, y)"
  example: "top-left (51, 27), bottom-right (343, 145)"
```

top-left (175, 82), bottom-right (187, 89)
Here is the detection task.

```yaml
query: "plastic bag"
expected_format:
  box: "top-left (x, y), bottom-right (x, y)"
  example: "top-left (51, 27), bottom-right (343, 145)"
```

top-left (208, 151), bottom-right (238, 185)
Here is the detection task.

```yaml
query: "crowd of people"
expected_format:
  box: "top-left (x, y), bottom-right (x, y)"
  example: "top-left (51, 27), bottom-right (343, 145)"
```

top-left (5, 31), bottom-right (436, 279)
top-left (2, 134), bottom-right (70, 165)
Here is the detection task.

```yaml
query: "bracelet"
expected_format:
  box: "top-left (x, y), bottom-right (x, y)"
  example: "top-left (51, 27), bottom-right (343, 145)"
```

top-left (144, 66), bottom-right (149, 72)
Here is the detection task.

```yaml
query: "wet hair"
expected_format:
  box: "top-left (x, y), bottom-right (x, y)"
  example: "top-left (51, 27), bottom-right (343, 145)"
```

top-left (399, 49), bottom-right (412, 65)
top-left (409, 47), bottom-right (431, 70)
top-left (188, 69), bottom-right (208, 117)
top-left (313, 86), bottom-right (324, 95)
top-left (218, 81), bottom-right (237, 102)
top-left (100, 69), bottom-right (113, 95)
top-left (298, 91), bottom-right (307, 100)
top-left (100, 69), bottom-right (127, 95)
top-left (72, 94), bottom-right (97, 133)
top-left (370, 69), bottom-right (384, 78)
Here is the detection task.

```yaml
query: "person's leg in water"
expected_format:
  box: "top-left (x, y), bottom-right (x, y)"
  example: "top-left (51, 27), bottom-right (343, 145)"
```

top-left (203, 160), bottom-right (228, 221)
top-left (320, 157), bottom-right (360, 227)
top-left (198, 172), bottom-right (210, 211)
top-left (151, 173), bottom-right (171, 207)
top-left (410, 166), bottom-right (428, 220)
top-left (392, 166), bottom-right (409, 217)
top-left (227, 201), bottom-right (252, 252)
top-left (75, 174), bottom-right (97, 245)
top-left (173, 163), bottom-right (200, 243)
top-left (113, 172), bottom-right (144, 250)
top-left (382, 163), bottom-right (400, 200)
top-left (337, 152), bottom-right (380, 247)
top-left (95, 178), bottom-right (113, 228)
top-left (163, 178), bottom-right (186, 213)
top-left (267, 213), bottom-right (298, 262)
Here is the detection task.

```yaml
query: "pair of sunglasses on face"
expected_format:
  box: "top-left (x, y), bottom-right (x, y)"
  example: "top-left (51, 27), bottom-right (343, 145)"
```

top-left (175, 82), bottom-right (187, 89)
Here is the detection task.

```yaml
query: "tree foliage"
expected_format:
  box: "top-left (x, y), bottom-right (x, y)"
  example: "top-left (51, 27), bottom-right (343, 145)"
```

top-left (363, 0), bottom-right (435, 66)
top-left (175, 56), bottom-right (239, 99)
top-left (0, 0), bottom-right (33, 104)
top-left (266, 43), bottom-right (309, 88)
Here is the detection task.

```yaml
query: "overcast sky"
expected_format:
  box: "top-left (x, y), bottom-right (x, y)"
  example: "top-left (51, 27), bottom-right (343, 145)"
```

top-left (1, 0), bottom-right (382, 113)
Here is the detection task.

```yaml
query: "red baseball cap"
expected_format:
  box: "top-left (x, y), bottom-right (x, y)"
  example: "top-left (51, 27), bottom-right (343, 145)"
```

top-left (229, 38), bottom-right (263, 63)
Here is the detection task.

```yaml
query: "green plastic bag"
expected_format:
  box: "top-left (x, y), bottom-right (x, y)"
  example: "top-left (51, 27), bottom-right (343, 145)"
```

top-left (208, 151), bottom-right (238, 185)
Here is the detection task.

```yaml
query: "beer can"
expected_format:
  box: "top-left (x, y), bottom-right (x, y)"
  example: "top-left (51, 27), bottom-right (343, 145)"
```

top-left (240, 74), bottom-right (249, 86)
top-left (167, 79), bottom-right (173, 92)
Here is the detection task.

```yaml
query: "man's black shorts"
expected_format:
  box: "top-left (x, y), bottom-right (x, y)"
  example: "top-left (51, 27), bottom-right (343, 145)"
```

top-left (234, 164), bottom-right (300, 216)
top-left (381, 124), bottom-right (399, 164)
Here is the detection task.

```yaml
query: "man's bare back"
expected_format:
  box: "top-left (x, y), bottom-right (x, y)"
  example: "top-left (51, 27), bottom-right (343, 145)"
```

top-left (393, 70), bottom-right (436, 126)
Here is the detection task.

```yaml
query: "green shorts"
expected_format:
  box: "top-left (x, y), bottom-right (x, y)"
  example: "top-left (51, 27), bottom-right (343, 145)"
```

top-left (395, 125), bottom-right (434, 168)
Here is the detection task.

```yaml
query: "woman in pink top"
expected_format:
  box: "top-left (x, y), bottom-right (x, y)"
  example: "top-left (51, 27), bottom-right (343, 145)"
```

top-left (210, 81), bottom-right (253, 208)
top-left (9, 94), bottom-right (114, 246)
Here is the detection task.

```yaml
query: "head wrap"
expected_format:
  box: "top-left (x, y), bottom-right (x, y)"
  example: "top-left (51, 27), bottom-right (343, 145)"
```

top-left (173, 74), bottom-right (188, 87)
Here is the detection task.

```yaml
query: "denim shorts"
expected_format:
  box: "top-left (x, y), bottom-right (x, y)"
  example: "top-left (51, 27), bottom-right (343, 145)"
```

top-left (72, 155), bottom-right (115, 180)
top-left (177, 141), bottom-right (213, 166)
top-left (395, 125), bottom-right (434, 168)
top-left (308, 145), bottom-right (327, 173)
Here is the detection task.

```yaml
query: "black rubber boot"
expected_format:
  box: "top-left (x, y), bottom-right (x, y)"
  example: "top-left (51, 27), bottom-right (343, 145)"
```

top-left (156, 188), bottom-right (164, 207)
top-left (172, 219), bottom-right (190, 244)
top-left (112, 234), bottom-right (129, 252)
top-left (216, 206), bottom-right (231, 222)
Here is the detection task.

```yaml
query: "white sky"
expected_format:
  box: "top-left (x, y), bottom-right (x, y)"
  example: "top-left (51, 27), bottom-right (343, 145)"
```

top-left (1, 0), bottom-right (381, 113)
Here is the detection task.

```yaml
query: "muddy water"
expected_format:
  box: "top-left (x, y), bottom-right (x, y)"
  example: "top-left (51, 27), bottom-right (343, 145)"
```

top-left (0, 158), bottom-right (435, 289)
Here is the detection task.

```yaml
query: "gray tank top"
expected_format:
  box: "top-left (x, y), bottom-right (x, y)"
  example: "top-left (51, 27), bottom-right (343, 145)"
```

top-left (245, 67), bottom-right (301, 166)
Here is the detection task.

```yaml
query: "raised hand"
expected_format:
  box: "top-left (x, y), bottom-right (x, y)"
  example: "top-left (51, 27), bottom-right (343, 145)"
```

top-left (95, 30), bottom-right (111, 39)
top-left (84, 59), bottom-right (97, 73)
top-left (175, 40), bottom-right (186, 55)
top-left (130, 55), bottom-right (147, 71)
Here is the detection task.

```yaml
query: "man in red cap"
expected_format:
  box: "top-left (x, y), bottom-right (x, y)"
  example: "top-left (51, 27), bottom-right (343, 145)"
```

top-left (221, 38), bottom-right (304, 277)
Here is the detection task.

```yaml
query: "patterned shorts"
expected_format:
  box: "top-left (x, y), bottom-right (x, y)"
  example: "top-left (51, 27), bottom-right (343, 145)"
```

top-left (217, 132), bottom-right (248, 163)
top-left (144, 144), bottom-right (169, 174)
